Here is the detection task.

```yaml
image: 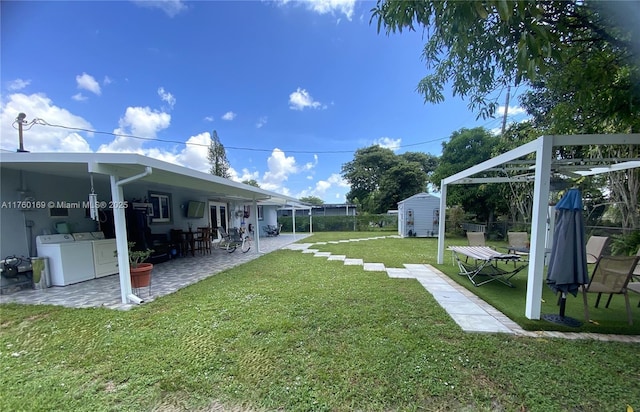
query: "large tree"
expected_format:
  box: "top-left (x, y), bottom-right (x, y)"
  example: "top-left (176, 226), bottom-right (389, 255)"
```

top-left (431, 128), bottom-right (507, 222)
top-left (372, 0), bottom-right (640, 229)
top-left (207, 130), bottom-right (231, 178)
top-left (341, 145), bottom-right (434, 213)
top-left (371, 1), bottom-right (639, 122)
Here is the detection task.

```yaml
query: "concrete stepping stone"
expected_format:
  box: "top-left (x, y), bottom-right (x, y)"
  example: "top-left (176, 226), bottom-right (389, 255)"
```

top-left (328, 255), bottom-right (346, 261)
top-left (386, 268), bottom-right (412, 278)
top-left (363, 263), bottom-right (386, 271)
top-left (344, 258), bottom-right (363, 265)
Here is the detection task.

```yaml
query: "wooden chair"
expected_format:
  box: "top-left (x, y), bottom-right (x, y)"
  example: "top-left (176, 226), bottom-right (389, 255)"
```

top-left (585, 235), bottom-right (609, 264)
top-left (195, 227), bottom-right (211, 254)
top-left (581, 255), bottom-right (640, 325)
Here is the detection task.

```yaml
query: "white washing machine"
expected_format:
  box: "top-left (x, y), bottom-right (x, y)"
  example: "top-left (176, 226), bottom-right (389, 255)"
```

top-left (90, 232), bottom-right (118, 278)
top-left (36, 234), bottom-right (95, 286)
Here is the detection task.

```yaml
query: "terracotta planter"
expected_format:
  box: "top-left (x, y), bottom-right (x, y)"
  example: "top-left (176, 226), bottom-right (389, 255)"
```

top-left (130, 263), bottom-right (153, 288)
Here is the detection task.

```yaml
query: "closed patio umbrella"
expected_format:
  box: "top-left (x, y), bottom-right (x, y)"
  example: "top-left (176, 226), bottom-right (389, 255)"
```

top-left (543, 188), bottom-right (590, 327)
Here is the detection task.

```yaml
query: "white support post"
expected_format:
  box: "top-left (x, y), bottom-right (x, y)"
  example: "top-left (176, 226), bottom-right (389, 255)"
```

top-left (110, 175), bottom-right (132, 304)
top-left (292, 206), bottom-right (296, 239)
top-left (253, 199), bottom-right (261, 253)
top-left (525, 136), bottom-right (554, 320)
top-left (437, 182), bottom-right (448, 264)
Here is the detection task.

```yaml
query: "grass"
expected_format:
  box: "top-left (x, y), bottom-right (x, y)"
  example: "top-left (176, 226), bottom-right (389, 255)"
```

top-left (0, 232), bottom-right (638, 411)
top-left (312, 233), bottom-right (640, 335)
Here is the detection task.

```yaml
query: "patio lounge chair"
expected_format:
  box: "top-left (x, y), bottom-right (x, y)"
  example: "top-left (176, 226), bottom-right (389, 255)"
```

top-left (466, 232), bottom-right (486, 247)
top-left (621, 248), bottom-right (640, 307)
top-left (507, 232), bottom-right (529, 254)
top-left (465, 231), bottom-right (486, 263)
top-left (585, 235), bottom-right (609, 264)
top-left (449, 246), bottom-right (527, 287)
top-left (581, 255), bottom-right (640, 325)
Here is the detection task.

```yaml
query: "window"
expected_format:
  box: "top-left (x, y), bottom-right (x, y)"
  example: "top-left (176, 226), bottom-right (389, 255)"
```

top-left (49, 207), bottom-right (69, 218)
top-left (257, 205), bottom-right (264, 221)
top-left (149, 192), bottom-right (171, 223)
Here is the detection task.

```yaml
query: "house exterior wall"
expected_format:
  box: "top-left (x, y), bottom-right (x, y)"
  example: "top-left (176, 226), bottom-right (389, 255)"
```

top-left (1, 168), bottom-right (111, 258)
top-left (397, 193), bottom-right (440, 238)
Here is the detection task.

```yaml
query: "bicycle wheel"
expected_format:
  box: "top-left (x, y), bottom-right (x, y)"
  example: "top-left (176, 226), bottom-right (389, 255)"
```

top-left (227, 242), bottom-right (237, 253)
top-left (241, 236), bottom-right (251, 253)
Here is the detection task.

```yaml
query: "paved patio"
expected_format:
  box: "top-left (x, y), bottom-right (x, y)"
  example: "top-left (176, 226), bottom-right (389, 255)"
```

top-left (0, 234), bottom-right (310, 310)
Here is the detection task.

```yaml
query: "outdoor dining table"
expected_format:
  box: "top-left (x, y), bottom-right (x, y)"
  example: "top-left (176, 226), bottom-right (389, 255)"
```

top-left (448, 246), bottom-right (528, 287)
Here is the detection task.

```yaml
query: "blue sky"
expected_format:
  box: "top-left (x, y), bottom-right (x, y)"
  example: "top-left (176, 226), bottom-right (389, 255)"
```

top-left (1, 0), bottom-right (527, 202)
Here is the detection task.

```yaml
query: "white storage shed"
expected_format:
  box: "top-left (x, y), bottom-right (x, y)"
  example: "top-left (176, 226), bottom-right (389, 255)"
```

top-left (397, 193), bottom-right (440, 238)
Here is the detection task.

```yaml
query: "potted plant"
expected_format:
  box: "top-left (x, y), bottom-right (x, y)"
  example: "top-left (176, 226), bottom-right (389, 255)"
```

top-left (116, 242), bottom-right (154, 289)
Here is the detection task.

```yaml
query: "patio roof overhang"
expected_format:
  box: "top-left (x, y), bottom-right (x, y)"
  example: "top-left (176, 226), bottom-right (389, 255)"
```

top-left (0, 152), bottom-right (298, 204)
top-left (436, 133), bottom-right (640, 321)
top-left (0, 151), bottom-right (300, 305)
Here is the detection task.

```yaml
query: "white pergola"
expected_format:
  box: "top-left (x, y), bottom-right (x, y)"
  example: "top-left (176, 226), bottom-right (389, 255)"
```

top-left (436, 134), bottom-right (640, 320)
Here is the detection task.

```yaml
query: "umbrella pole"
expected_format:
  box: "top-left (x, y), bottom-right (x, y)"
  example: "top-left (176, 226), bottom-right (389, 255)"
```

top-left (559, 292), bottom-right (567, 317)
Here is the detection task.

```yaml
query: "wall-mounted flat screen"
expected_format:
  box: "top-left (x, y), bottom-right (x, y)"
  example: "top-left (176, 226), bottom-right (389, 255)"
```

top-left (187, 201), bottom-right (205, 218)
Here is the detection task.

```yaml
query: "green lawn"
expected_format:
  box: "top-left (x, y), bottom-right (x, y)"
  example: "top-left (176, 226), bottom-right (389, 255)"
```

top-left (312, 233), bottom-right (640, 335)
top-left (1, 232), bottom-right (639, 411)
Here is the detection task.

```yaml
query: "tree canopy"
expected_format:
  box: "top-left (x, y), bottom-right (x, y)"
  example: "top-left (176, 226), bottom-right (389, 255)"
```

top-left (371, 1), bottom-right (639, 123)
top-left (299, 196), bottom-right (324, 206)
top-left (242, 179), bottom-right (260, 188)
top-left (208, 130), bottom-right (231, 178)
top-left (431, 128), bottom-right (507, 222)
top-left (341, 145), bottom-right (436, 213)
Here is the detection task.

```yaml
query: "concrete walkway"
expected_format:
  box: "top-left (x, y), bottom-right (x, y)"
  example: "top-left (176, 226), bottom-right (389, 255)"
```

top-left (285, 237), bottom-right (640, 343)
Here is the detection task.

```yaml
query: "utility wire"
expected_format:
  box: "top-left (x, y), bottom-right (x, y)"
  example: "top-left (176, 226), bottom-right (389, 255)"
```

top-left (23, 116), bottom-right (506, 155)
top-left (29, 118), bottom-right (453, 153)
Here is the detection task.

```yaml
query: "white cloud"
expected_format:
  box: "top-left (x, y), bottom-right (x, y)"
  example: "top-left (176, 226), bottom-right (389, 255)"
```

top-left (71, 93), bottom-right (88, 102)
top-left (228, 167), bottom-right (260, 183)
top-left (295, 173), bottom-right (349, 200)
top-left (307, 0), bottom-right (355, 20)
top-left (289, 87), bottom-right (325, 111)
top-left (76, 73), bottom-right (101, 96)
top-left (7, 78), bottom-right (31, 91)
top-left (171, 132), bottom-right (211, 172)
top-left (222, 111), bottom-right (236, 121)
top-left (103, 76), bottom-right (113, 85)
top-left (490, 126), bottom-right (503, 136)
top-left (277, 0), bottom-right (356, 20)
top-left (0, 93), bottom-right (92, 152)
top-left (303, 154), bottom-right (318, 170)
top-left (131, 0), bottom-right (187, 17)
top-left (256, 116), bottom-right (268, 128)
top-left (97, 106), bottom-right (170, 152)
top-left (496, 105), bottom-right (527, 117)
top-left (260, 148), bottom-right (298, 191)
top-left (373, 137), bottom-right (401, 151)
top-left (204, 116), bottom-right (214, 122)
top-left (157, 87), bottom-right (176, 109)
